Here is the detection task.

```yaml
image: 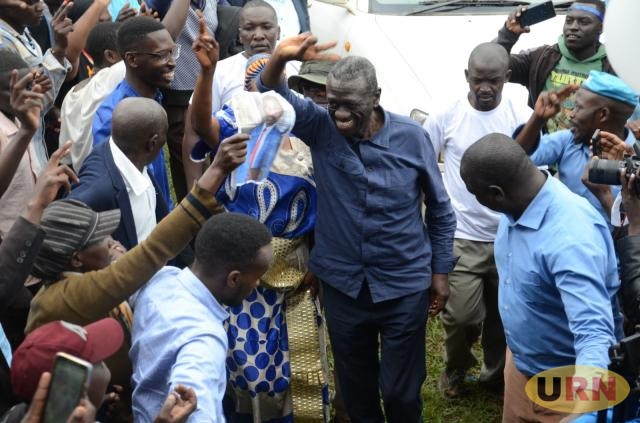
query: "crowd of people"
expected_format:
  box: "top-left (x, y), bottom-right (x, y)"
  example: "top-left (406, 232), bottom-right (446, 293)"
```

top-left (0, 0), bottom-right (639, 421)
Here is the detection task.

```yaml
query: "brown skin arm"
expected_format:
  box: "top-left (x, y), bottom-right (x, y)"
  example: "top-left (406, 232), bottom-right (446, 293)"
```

top-left (65, 0), bottom-right (109, 80)
top-left (261, 33), bottom-right (338, 89)
top-left (428, 274), bottom-right (449, 316)
top-left (190, 10), bottom-right (221, 146)
top-left (182, 107), bottom-right (207, 188)
top-left (515, 85), bottom-right (579, 153)
top-left (0, 70), bottom-right (46, 198)
top-left (162, 0), bottom-right (191, 41)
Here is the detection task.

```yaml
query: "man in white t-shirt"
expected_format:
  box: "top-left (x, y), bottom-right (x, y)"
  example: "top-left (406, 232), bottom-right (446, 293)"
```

top-left (423, 42), bottom-right (531, 398)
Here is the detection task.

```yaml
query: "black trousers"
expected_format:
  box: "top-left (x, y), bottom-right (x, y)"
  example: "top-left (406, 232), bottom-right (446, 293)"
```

top-left (322, 281), bottom-right (429, 423)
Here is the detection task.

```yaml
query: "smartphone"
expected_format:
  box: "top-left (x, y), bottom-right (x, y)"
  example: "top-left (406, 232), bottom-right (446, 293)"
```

top-left (43, 352), bottom-right (93, 423)
top-left (591, 129), bottom-right (601, 157)
top-left (519, 1), bottom-right (556, 27)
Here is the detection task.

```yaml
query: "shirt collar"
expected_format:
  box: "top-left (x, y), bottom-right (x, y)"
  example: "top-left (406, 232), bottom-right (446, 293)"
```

top-left (177, 267), bottom-right (229, 321)
top-left (368, 106), bottom-right (390, 148)
top-left (118, 79), bottom-right (163, 104)
top-left (109, 138), bottom-right (152, 196)
top-left (507, 171), bottom-right (553, 230)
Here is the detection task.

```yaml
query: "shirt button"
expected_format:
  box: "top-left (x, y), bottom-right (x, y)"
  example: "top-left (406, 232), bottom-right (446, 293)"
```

top-left (19, 251), bottom-right (27, 259)
top-left (507, 252), bottom-right (512, 257)
top-left (366, 166), bottom-right (373, 172)
top-left (25, 240), bottom-right (32, 247)
top-left (17, 257), bottom-right (23, 264)
top-left (505, 278), bottom-right (510, 284)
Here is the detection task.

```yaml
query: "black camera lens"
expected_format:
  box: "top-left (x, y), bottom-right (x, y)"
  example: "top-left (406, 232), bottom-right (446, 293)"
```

top-left (588, 159), bottom-right (624, 185)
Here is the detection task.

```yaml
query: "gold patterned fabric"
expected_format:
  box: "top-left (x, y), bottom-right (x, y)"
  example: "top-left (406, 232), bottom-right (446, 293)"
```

top-left (286, 289), bottom-right (329, 422)
top-left (261, 237), bottom-right (307, 291)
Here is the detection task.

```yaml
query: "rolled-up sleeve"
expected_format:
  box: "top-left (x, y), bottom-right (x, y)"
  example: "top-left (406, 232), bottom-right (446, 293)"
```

top-left (420, 129), bottom-right (457, 274)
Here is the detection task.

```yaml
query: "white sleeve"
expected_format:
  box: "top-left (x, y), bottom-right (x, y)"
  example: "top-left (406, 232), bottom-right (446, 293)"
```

top-left (423, 111), bottom-right (446, 157)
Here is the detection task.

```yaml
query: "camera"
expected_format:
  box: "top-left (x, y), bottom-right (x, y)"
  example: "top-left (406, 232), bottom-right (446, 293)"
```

top-left (588, 131), bottom-right (640, 195)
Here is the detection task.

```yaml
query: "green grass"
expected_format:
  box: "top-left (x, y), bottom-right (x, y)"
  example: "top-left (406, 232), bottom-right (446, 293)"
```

top-left (422, 316), bottom-right (503, 423)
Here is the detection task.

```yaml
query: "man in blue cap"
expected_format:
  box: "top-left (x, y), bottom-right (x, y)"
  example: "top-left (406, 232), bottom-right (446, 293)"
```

top-left (514, 70), bottom-right (638, 224)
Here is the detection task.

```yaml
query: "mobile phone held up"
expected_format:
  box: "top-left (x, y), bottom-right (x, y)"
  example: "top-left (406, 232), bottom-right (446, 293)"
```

top-left (519, 1), bottom-right (556, 28)
top-left (43, 352), bottom-right (93, 423)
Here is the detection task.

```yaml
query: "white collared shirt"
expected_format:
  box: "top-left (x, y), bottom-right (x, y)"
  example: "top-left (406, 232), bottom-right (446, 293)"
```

top-left (109, 138), bottom-right (156, 243)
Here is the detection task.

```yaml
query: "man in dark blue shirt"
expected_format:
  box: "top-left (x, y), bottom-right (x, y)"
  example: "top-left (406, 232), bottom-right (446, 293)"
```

top-left (256, 34), bottom-right (457, 423)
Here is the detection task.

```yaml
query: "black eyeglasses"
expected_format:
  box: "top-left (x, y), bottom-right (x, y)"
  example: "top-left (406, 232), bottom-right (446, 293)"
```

top-left (128, 45), bottom-right (181, 63)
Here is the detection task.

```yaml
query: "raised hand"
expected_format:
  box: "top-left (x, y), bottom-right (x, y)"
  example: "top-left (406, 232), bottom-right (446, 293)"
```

top-left (192, 9), bottom-right (219, 71)
top-left (51, 0), bottom-right (74, 57)
top-left (533, 84), bottom-right (579, 120)
top-left (30, 140), bottom-right (78, 210)
top-left (139, 2), bottom-right (160, 21)
top-left (274, 33), bottom-right (340, 63)
top-left (598, 131), bottom-right (633, 161)
top-left (116, 4), bottom-right (137, 22)
top-left (627, 119), bottom-right (640, 141)
top-left (505, 5), bottom-right (530, 35)
top-left (154, 386), bottom-right (197, 423)
top-left (10, 70), bottom-right (46, 133)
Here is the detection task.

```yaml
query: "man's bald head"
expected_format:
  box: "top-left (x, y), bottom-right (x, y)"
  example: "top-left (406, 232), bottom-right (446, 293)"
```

top-left (460, 133), bottom-right (536, 212)
top-left (468, 42), bottom-right (510, 74)
top-left (112, 98), bottom-right (168, 160)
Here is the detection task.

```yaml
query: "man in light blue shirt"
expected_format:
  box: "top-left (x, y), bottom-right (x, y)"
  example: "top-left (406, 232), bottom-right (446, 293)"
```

top-left (460, 133), bottom-right (621, 422)
top-left (514, 70), bottom-right (638, 224)
top-left (130, 212), bottom-right (273, 422)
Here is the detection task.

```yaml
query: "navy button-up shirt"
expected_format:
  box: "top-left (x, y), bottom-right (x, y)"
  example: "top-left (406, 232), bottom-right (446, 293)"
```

top-left (257, 78), bottom-right (456, 302)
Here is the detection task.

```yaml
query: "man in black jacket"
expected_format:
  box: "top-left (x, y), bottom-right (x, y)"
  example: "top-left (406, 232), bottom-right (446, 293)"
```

top-left (494, 0), bottom-right (612, 133)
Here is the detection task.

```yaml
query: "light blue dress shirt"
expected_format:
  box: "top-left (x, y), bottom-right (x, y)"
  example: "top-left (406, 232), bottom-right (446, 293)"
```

top-left (495, 174), bottom-right (621, 377)
top-left (130, 267), bottom-right (229, 422)
top-left (0, 323), bottom-right (11, 366)
top-left (524, 128), bottom-right (635, 224)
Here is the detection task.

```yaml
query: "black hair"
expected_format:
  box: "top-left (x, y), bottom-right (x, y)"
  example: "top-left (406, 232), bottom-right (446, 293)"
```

top-left (86, 22), bottom-right (121, 69)
top-left (116, 16), bottom-right (166, 55)
top-left (460, 133), bottom-right (533, 191)
top-left (0, 49), bottom-right (29, 75)
top-left (240, 0), bottom-right (277, 20)
top-left (194, 213), bottom-right (272, 277)
top-left (574, 0), bottom-right (606, 16)
top-left (328, 56), bottom-right (378, 94)
top-left (468, 42), bottom-right (510, 73)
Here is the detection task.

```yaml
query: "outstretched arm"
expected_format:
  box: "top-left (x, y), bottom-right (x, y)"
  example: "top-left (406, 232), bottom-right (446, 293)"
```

top-left (190, 11), bottom-right (221, 146)
top-left (515, 85), bottom-right (579, 153)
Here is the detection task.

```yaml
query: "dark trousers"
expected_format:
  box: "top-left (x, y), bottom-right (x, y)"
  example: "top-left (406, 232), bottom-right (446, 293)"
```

top-left (323, 281), bottom-right (429, 423)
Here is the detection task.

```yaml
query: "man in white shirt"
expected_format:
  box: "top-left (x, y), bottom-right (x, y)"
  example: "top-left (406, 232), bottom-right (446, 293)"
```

top-left (59, 22), bottom-right (125, 170)
top-left (423, 42), bottom-right (532, 398)
top-left (69, 97), bottom-right (169, 251)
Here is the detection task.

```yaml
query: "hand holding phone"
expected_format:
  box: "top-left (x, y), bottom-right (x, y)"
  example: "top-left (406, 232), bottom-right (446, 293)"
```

top-left (43, 353), bottom-right (93, 423)
top-left (519, 1), bottom-right (556, 28)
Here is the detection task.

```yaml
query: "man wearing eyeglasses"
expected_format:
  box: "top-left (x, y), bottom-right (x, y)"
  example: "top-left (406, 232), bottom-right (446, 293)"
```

top-left (91, 16), bottom-right (180, 210)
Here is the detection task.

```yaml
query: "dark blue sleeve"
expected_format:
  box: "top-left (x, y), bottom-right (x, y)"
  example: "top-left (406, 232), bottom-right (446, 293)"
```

top-left (67, 156), bottom-right (115, 213)
top-left (255, 74), bottom-right (328, 147)
top-left (92, 102), bottom-right (114, 146)
top-left (420, 127), bottom-right (457, 274)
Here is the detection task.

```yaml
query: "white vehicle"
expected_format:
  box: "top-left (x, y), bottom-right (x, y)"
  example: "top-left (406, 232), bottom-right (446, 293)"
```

top-left (309, 0), bottom-right (571, 118)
